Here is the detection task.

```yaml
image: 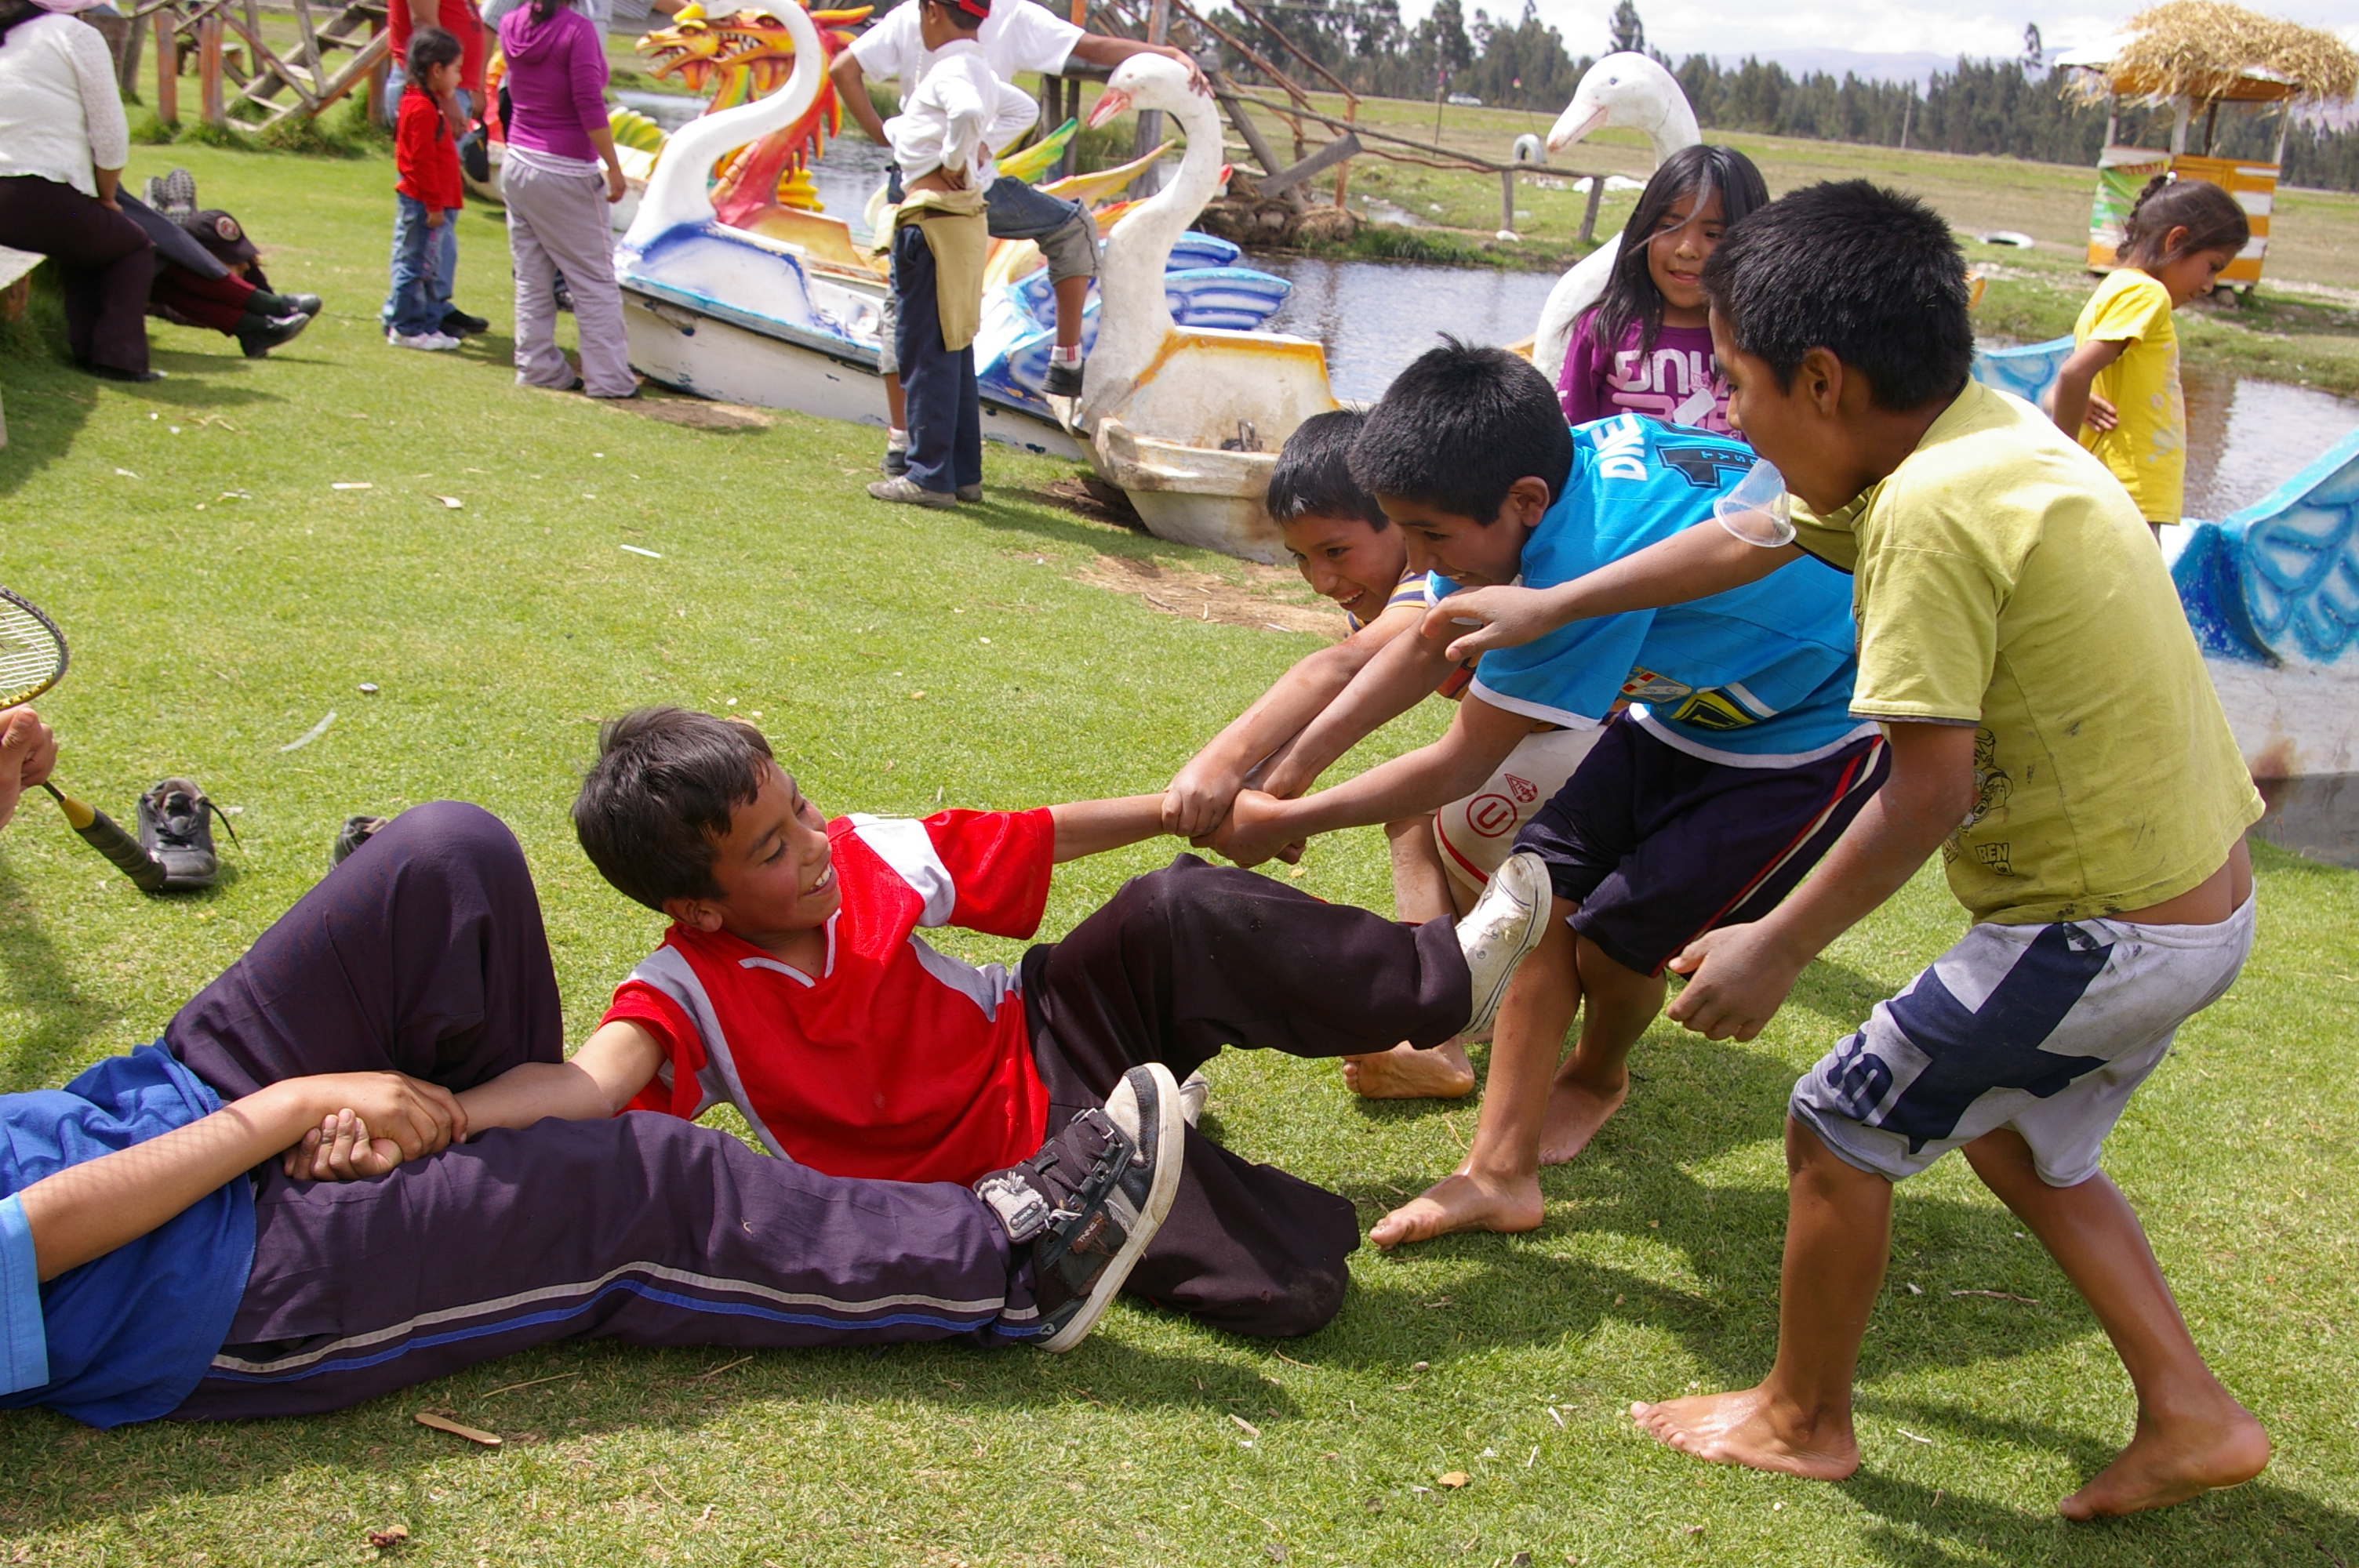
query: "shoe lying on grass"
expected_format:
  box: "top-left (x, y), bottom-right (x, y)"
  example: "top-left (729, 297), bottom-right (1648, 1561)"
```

top-left (239, 311), bottom-right (314, 358)
top-left (331, 814), bottom-right (390, 867)
top-left (867, 476), bottom-right (957, 510)
top-left (441, 307), bottom-right (490, 337)
top-left (387, 328), bottom-right (460, 351)
top-left (1456, 849), bottom-right (1550, 1038)
top-left (137, 777), bottom-right (235, 891)
top-left (972, 1063), bottom-right (1184, 1352)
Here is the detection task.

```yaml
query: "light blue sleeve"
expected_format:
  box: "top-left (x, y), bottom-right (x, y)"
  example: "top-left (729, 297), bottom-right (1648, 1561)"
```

top-left (0, 1196), bottom-right (48, 1396)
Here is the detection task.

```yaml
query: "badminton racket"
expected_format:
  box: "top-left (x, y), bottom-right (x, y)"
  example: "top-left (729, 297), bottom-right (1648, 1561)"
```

top-left (0, 588), bottom-right (169, 891)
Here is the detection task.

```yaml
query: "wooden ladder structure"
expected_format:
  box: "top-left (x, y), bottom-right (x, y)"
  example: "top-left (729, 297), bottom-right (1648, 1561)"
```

top-left (140, 0), bottom-right (391, 134)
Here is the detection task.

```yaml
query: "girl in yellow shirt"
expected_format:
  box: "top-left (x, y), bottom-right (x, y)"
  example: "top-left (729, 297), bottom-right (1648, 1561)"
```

top-left (2047, 176), bottom-right (2249, 531)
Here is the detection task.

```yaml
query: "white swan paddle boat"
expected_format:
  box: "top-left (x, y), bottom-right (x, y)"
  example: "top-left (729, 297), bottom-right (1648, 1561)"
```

top-left (609, 0), bottom-right (1292, 458)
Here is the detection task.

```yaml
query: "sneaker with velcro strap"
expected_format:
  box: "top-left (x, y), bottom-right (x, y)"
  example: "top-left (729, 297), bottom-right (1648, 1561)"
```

top-left (972, 1062), bottom-right (1184, 1352)
top-left (136, 777), bottom-right (234, 890)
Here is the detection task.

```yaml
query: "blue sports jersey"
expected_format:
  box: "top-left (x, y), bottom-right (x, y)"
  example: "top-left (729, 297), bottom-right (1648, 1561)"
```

top-left (1442, 414), bottom-right (1871, 766)
top-left (0, 1044), bottom-right (255, 1428)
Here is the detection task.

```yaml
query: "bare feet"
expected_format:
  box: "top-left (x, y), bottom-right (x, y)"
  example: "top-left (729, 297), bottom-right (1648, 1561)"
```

top-left (2059, 1400), bottom-right (2271, 1519)
top-left (1342, 1040), bottom-right (1476, 1100)
top-left (1630, 1386), bottom-right (1861, 1482)
top-left (1537, 1070), bottom-right (1627, 1165)
top-left (1369, 1168), bottom-right (1542, 1250)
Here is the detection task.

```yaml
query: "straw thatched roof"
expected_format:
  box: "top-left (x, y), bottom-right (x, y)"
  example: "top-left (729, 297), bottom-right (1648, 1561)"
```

top-left (2067, 2), bottom-right (2359, 105)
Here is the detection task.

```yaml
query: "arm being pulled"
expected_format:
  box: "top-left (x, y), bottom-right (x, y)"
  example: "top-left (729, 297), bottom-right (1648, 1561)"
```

top-left (1427, 521), bottom-right (1800, 665)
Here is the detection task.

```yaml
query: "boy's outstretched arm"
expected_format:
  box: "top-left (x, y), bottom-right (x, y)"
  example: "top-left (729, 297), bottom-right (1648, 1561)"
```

top-left (1212, 695), bottom-right (1532, 867)
top-left (1166, 609), bottom-right (1421, 837)
top-left (1429, 522), bottom-right (1801, 665)
top-left (17, 1073), bottom-right (462, 1280)
top-left (1254, 614), bottom-right (1462, 801)
top-left (1051, 795), bottom-right (1171, 862)
top-left (452, 1021), bottom-right (668, 1134)
top-left (1667, 720), bottom-right (1975, 1041)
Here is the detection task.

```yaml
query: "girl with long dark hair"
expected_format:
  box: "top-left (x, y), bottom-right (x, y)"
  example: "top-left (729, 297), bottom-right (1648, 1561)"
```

top-left (1555, 144), bottom-right (1769, 436)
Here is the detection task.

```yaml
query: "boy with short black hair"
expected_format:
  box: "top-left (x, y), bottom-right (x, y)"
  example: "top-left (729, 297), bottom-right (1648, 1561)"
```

top-left (1, 798), bottom-right (1183, 1427)
top-left (565, 706), bottom-right (1553, 1337)
top-left (1167, 409), bottom-right (1598, 1100)
top-left (1209, 340), bottom-right (1882, 1253)
top-left (1431, 180), bottom-right (2268, 1519)
top-left (385, 27), bottom-right (467, 352)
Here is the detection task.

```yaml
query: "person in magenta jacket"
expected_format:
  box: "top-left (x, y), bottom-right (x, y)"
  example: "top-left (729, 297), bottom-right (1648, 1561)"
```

top-left (496, 0), bottom-right (636, 397)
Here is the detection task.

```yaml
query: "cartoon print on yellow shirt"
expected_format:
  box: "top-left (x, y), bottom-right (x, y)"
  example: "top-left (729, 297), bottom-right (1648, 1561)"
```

top-left (1942, 727), bottom-right (2014, 876)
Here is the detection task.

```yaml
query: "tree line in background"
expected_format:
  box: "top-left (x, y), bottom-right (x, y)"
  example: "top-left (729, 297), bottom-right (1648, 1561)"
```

top-left (1197, 0), bottom-right (2359, 190)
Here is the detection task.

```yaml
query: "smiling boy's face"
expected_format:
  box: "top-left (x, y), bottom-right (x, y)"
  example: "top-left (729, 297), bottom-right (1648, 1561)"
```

top-left (1375, 477), bottom-right (1551, 587)
top-left (1281, 512), bottom-right (1408, 622)
top-left (666, 763), bottom-right (841, 942)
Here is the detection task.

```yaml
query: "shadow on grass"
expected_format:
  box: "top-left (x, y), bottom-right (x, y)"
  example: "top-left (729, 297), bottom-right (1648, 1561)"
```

top-left (0, 1334), bottom-right (1270, 1535)
top-left (0, 858), bottom-right (122, 1095)
top-left (1842, 1428), bottom-right (2359, 1565)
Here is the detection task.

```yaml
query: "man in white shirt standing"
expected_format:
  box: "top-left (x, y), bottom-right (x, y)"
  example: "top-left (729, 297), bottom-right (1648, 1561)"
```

top-left (866, 0), bottom-right (1038, 507)
top-left (832, 0), bottom-right (1206, 473)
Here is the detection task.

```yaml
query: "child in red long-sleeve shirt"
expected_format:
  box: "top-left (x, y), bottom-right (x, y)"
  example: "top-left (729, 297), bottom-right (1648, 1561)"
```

top-left (384, 28), bottom-right (467, 350)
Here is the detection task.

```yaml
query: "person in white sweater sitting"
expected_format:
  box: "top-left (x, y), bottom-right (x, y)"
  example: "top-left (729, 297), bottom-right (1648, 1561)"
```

top-left (864, 0), bottom-right (1038, 508)
top-left (0, 0), bottom-right (159, 381)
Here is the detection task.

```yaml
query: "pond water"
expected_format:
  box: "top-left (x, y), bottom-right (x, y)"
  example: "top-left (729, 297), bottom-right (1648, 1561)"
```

top-left (1257, 256), bottom-right (1560, 403)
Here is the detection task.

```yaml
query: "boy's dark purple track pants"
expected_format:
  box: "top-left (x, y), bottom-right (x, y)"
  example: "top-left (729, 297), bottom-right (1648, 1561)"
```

top-left (163, 803), bottom-right (1030, 1421)
top-left (1023, 855), bottom-right (1474, 1338)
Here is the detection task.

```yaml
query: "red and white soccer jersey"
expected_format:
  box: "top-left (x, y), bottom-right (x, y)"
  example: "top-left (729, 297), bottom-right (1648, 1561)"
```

top-left (600, 808), bottom-right (1057, 1186)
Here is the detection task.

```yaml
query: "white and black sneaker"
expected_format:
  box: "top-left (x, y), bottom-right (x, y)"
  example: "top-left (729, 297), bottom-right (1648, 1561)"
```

top-left (972, 1062), bottom-right (1184, 1352)
top-left (136, 776), bottom-right (234, 890)
top-left (1178, 1069), bottom-right (1209, 1127)
top-left (1456, 850), bottom-right (1551, 1039)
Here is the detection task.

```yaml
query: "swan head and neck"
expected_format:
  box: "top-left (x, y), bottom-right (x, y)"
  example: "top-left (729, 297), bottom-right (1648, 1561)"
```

top-left (1547, 51), bottom-right (1699, 168)
top-left (621, 0), bottom-right (824, 252)
top-left (1078, 54), bottom-right (1223, 425)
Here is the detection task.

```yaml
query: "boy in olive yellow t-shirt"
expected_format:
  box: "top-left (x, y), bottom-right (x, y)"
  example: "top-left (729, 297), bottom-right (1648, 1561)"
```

top-left (1426, 183), bottom-right (2268, 1522)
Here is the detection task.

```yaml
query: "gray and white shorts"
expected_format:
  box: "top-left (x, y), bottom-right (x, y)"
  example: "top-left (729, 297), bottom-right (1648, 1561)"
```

top-left (1790, 893), bottom-right (2255, 1187)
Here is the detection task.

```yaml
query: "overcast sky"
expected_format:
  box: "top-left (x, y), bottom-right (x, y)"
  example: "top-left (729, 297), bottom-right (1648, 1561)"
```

top-left (1409, 1), bottom-right (2359, 64)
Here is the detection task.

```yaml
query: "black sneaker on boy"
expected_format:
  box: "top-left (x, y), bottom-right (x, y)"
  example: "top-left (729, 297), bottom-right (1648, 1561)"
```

top-left (441, 307), bottom-right (490, 337)
top-left (1042, 354), bottom-right (1085, 400)
top-left (236, 310), bottom-right (313, 359)
top-left (972, 1062), bottom-right (1184, 1352)
top-left (136, 777), bottom-right (230, 890)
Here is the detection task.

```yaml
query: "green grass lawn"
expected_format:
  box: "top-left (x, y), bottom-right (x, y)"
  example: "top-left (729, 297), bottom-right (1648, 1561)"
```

top-left (2, 143), bottom-right (2357, 1566)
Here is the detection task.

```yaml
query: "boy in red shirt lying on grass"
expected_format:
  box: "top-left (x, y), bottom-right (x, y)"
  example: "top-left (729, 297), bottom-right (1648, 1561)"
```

top-left (525, 706), bottom-right (1551, 1338)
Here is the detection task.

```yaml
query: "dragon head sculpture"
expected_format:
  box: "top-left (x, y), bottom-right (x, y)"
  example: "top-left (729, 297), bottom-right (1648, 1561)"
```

top-left (638, 2), bottom-right (871, 218)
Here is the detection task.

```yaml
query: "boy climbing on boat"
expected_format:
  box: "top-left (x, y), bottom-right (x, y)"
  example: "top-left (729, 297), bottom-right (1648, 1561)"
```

top-left (1206, 341), bottom-right (1885, 1249)
top-left (1165, 410), bottom-right (1598, 1101)
top-left (1433, 181), bottom-right (2269, 1519)
top-left (835, 0), bottom-right (1212, 474)
top-left (559, 707), bottom-right (1553, 1338)
top-left (866, 0), bottom-right (1038, 506)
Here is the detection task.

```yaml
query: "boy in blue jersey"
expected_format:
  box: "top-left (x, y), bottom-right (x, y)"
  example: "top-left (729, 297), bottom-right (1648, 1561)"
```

top-left (1212, 339), bottom-right (1885, 1248)
top-left (1167, 411), bottom-right (1598, 1102)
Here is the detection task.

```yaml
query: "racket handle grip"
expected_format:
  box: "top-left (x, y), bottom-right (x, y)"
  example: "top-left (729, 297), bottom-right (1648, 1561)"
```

top-left (47, 788), bottom-right (169, 892)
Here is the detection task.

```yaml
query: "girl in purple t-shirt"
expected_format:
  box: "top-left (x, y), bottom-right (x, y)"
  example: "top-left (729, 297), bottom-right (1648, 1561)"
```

top-left (1557, 145), bottom-right (1768, 437)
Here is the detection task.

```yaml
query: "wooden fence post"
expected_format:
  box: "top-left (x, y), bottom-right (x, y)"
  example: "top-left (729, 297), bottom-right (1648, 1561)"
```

top-left (1577, 171), bottom-right (1605, 242)
top-left (1500, 166), bottom-right (1515, 234)
top-left (153, 5), bottom-right (179, 122)
top-left (198, 10), bottom-right (225, 127)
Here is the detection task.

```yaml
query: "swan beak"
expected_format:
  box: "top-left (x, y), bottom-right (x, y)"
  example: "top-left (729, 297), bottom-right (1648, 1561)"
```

top-left (1086, 87), bottom-right (1134, 131)
top-left (1546, 106), bottom-right (1608, 153)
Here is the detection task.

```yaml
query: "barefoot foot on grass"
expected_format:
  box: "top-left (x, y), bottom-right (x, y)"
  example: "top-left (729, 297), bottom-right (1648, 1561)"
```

top-left (1341, 1040), bottom-right (1476, 1100)
top-left (1369, 1170), bottom-right (1541, 1250)
top-left (2059, 1402), bottom-right (2271, 1519)
top-left (1630, 1387), bottom-right (1860, 1482)
top-left (1537, 1072), bottom-right (1627, 1165)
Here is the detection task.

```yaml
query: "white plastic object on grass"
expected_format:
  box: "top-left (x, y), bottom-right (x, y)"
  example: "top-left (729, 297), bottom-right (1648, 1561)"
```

top-left (1714, 459), bottom-right (1794, 548)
